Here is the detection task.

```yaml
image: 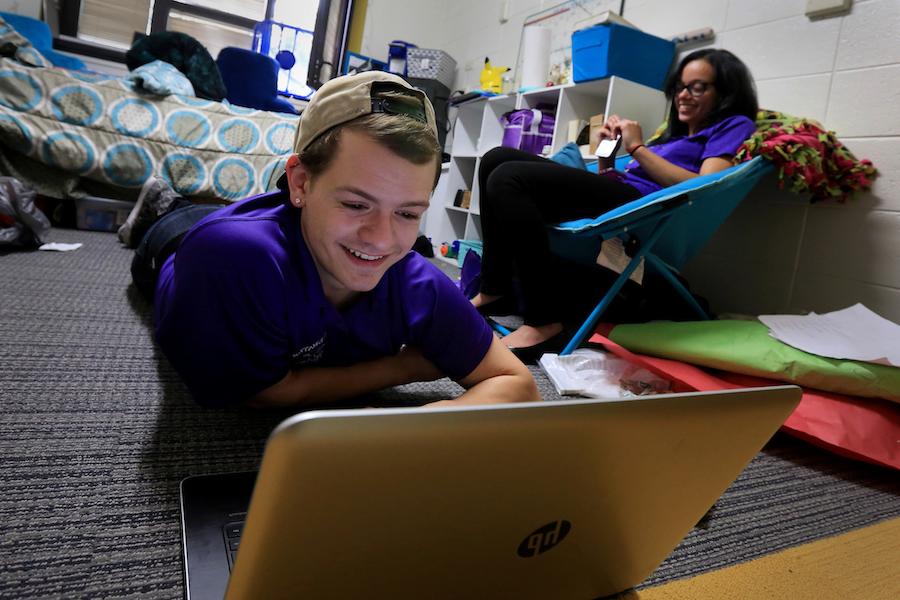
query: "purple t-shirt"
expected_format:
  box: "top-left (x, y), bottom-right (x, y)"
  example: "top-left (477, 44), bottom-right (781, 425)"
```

top-left (154, 190), bottom-right (494, 407)
top-left (620, 115), bottom-right (757, 196)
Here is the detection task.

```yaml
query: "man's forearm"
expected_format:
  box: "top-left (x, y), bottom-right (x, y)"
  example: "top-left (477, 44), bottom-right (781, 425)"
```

top-left (429, 337), bottom-right (540, 407)
top-left (439, 372), bottom-right (539, 407)
top-left (250, 339), bottom-right (539, 410)
top-left (249, 354), bottom-right (425, 408)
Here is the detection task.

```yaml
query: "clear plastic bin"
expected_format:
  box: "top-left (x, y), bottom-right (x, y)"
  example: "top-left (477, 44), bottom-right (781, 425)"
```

top-left (75, 196), bottom-right (133, 232)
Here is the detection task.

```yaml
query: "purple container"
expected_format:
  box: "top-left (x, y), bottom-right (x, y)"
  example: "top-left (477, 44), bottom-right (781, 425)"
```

top-left (501, 105), bottom-right (556, 155)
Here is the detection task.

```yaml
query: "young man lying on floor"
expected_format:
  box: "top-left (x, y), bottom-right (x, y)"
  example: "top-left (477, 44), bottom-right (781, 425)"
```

top-left (143, 72), bottom-right (539, 409)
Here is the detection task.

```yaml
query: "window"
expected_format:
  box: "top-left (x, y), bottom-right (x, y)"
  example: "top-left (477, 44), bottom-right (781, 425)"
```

top-left (75, 0), bottom-right (153, 49)
top-left (149, 1), bottom-right (271, 61)
top-left (59, 0), bottom-right (349, 95)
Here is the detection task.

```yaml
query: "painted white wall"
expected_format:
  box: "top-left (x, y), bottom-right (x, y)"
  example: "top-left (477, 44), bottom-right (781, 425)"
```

top-left (360, 0), bottom-right (547, 90)
top-left (362, 0), bottom-right (900, 321)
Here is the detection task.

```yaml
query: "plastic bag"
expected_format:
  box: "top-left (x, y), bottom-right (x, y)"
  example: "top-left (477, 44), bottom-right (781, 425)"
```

top-left (539, 348), bottom-right (671, 398)
top-left (0, 177), bottom-right (50, 247)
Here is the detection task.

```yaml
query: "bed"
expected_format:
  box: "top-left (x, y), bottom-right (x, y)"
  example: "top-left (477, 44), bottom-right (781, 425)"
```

top-left (0, 42), bottom-right (298, 202)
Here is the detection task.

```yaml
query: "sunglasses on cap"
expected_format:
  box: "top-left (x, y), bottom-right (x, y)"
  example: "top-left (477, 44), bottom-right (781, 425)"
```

top-left (369, 81), bottom-right (428, 123)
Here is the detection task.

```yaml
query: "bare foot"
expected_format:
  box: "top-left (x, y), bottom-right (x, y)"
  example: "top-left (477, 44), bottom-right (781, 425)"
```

top-left (471, 292), bottom-right (501, 308)
top-left (502, 322), bottom-right (563, 348)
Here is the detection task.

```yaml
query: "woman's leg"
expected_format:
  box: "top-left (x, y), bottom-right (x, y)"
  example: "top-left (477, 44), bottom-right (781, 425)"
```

top-left (476, 147), bottom-right (552, 302)
top-left (479, 154), bottom-right (642, 341)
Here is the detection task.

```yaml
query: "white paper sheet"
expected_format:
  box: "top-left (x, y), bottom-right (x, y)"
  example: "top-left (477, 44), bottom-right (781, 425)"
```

top-left (759, 303), bottom-right (900, 367)
top-left (38, 242), bottom-right (83, 252)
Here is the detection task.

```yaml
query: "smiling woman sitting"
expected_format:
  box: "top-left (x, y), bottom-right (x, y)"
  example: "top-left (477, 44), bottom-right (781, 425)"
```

top-left (471, 49), bottom-right (759, 359)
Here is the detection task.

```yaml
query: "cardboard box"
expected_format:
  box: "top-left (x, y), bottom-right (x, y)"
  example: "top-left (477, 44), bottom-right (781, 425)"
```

top-left (588, 114), bottom-right (606, 155)
top-left (572, 24), bottom-right (675, 90)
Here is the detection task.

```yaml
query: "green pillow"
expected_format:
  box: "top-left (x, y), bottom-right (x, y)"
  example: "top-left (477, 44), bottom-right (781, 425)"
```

top-left (608, 320), bottom-right (900, 403)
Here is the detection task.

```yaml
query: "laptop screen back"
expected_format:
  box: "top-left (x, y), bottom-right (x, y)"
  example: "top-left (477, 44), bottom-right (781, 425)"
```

top-left (218, 386), bottom-right (799, 599)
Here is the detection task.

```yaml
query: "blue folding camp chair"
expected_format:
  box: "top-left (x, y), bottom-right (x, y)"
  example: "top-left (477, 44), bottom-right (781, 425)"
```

top-left (547, 155), bottom-right (773, 355)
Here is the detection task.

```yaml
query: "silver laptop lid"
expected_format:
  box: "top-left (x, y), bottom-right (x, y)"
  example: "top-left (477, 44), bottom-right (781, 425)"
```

top-left (226, 386), bottom-right (800, 599)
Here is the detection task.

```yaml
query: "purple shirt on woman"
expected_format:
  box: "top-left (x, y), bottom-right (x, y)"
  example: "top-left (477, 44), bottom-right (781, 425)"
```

top-left (620, 114), bottom-right (757, 196)
top-left (153, 189), bottom-right (493, 407)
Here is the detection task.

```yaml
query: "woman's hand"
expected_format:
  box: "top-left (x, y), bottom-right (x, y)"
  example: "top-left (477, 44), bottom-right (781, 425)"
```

top-left (594, 117), bottom-right (619, 169)
top-left (595, 115), bottom-right (645, 168)
top-left (605, 115), bottom-right (644, 155)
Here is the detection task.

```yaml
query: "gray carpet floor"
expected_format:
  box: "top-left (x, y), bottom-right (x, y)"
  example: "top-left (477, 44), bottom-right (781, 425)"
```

top-left (1, 228), bottom-right (898, 599)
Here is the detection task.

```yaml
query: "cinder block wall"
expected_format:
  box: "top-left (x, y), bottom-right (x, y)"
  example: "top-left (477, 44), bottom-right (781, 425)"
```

top-left (361, 0), bottom-right (900, 321)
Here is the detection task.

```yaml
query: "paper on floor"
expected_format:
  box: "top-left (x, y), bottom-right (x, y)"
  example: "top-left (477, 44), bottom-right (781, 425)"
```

top-left (38, 242), bottom-right (83, 252)
top-left (759, 303), bottom-right (900, 367)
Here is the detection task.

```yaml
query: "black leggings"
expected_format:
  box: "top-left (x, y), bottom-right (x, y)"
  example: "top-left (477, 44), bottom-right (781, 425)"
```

top-left (478, 146), bottom-right (643, 326)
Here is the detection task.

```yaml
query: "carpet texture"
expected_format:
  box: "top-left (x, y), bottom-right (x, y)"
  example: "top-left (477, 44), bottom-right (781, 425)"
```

top-left (1, 229), bottom-right (898, 598)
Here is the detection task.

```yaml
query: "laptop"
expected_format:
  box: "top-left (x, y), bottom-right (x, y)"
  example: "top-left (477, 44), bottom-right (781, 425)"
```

top-left (180, 385), bottom-right (800, 599)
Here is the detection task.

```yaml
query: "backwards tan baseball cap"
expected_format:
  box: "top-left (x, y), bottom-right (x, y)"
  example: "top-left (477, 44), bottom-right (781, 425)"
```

top-left (292, 71), bottom-right (438, 154)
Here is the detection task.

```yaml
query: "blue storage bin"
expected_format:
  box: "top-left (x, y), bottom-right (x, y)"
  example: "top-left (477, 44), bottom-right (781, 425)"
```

top-left (571, 24), bottom-right (675, 90)
top-left (253, 20), bottom-right (315, 99)
top-left (342, 51), bottom-right (387, 75)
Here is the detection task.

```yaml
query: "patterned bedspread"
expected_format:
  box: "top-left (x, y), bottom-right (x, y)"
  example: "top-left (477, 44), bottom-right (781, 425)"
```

top-left (0, 57), bottom-right (299, 201)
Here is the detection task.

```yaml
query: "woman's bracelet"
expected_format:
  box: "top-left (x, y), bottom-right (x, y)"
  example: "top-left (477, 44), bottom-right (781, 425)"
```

top-left (628, 144), bottom-right (646, 155)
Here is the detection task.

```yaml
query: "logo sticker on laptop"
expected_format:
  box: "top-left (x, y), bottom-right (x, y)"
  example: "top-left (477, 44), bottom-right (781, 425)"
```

top-left (517, 520), bottom-right (572, 558)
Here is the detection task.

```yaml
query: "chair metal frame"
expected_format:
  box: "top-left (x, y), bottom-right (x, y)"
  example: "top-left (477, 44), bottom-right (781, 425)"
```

top-left (548, 156), bottom-right (773, 355)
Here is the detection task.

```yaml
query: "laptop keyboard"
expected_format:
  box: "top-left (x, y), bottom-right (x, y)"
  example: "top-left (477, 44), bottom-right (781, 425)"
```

top-left (223, 512), bottom-right (247, 570)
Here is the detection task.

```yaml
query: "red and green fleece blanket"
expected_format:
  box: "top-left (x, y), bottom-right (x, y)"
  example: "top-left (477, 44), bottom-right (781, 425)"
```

top-left (734, 109), bottom-right (878, 202)
top-left (648, 109), bottom-right (878, 202)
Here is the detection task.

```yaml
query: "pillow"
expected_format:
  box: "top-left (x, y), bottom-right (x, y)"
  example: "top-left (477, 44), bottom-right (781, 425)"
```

top-left (126, 60), bottom-right (195, 97)
top-left (607, 319), bottom-right (900, 403)
top-left (0, 15), bottom-right (51, 68)
top-left (126, 31), bottom-right (227, 101)
top-left (590, 331), bottom-right (900, 470)
top-left (549, 142), bottom-right (588, 171)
